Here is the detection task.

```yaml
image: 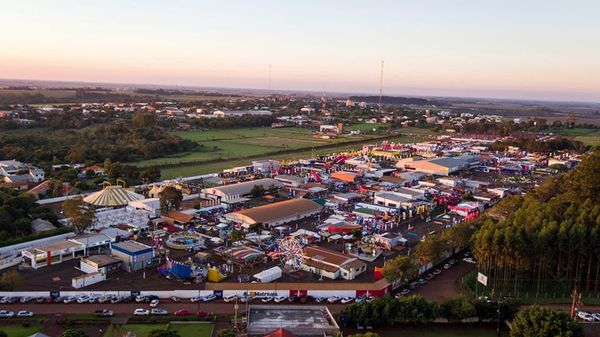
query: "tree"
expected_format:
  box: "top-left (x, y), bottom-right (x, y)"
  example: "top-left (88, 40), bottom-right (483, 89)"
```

top-left (148, 330), bottom-right (180, 337)
top-left (159, 186), bottom-right (183, 213)
top-left (63, 197), bottom-right (95, 233)
top-left (132, 111), bottom-right (156, 128)
top-left (0, 270), bottom-right (23, 291)
top-left (382, 255), bottom-right (417, 282)
top-left (250, 184), bottom-right (265, 197)
top-left (0, 330), bottom-right (7, 337)
top-left (216, 329), bottom-right (236, 337)
top-left (439, 296), bottom-right (476, 321)
top-left (414, 235), bottom-right (446, 266)
top-left (510, 306), bottom-right (582, 337)
top-left (59, 329), bottom-right (88, 337)
top-left (141, 166), bottom-right (161, 183)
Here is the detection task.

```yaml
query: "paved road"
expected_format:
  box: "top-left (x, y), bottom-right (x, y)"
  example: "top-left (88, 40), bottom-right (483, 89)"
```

top-left (413, 260), bottom-right (475, 301)
top-left (0, 301), bottom-right (347, 315)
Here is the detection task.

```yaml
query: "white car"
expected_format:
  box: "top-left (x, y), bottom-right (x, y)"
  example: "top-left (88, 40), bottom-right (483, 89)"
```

top-left (261, 296), bottom-right (274, 303)
top-left (135, 295), bottom-right (147, 303)
top-left (340, 297), bottom-right (354, 304)
top-left (240, 296), bottom-right (253, 303)
top-left (223, 295), bottom-right (237, 303)
top-left (274, 296), bottom-right (287, 303)
top-left (201, 294), bottom-right (217, 302)
top-left (149, 299), bottom-right (160, 307)
top-left (77, 295), bottom-right (90, 303)
top-left (592, 312), bottom-right (600, 321)
top-left (134, 308), bottom-right (150, 316)
top-left (462, 257), bottom-right (476, 264)
top-left (19, 296), bottom-right (33, 303)
top-left (0, 310), bottom-right (14, 318)
top-left (315, 297), bottom-right (326, 303)
top-left (63, 296), bottom-right (77, 304)
top-left (190, 296), bottom-right (202, 303)
top-left (151, 308), bottom-right (168, 315)
top-left (577, 311), bottom-right (594, 322)
top-left (443, 263), bottom-right (452, 270)
top-left (327, 296), bottom-right (340, 303)
top-left (17, 310), bottom-right (33, 317)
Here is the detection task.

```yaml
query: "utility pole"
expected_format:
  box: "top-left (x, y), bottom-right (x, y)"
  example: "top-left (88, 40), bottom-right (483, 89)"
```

top-left (570, 286), bottom-right (581, 319)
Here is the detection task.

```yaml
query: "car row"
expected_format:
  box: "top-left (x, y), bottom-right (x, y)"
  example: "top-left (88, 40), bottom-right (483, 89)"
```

top-left (0, 310), bottom-right (34, 318)
top-left (577, 311), bottom-right (600, 322)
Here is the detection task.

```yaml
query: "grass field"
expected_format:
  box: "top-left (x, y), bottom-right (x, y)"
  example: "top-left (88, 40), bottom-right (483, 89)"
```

top-left (0, 324), bottom-right (42, 337)
top-left (554, 127), bottom-right (600, 146)
top-left (103, 323), bottom-right (212, 337)
top-left (156, 127), bottom-right (435, 179)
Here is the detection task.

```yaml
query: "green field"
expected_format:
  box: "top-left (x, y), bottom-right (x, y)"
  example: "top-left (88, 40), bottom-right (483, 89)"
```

top-left (103, 323), bottom-right (212, 337)
top-left (155, 127), bottom-right (435, 179)
top-left (554, 128), bottom-right (600, 146)
top-left (0, 324), bottom-right (42, 337)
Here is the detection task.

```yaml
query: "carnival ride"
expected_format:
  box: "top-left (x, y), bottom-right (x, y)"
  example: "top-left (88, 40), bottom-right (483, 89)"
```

top-left (276, 236), bottom-right (304, 272)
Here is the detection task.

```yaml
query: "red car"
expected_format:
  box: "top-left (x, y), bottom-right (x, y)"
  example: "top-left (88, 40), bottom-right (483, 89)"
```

top-left (174, 309), bottom-right (190, 316)
top-left (197, 311), bottom-right (210, 318)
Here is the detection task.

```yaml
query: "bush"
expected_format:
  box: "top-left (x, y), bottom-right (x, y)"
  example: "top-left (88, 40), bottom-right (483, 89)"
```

top-left (439, 296), bottom-right (476, 321)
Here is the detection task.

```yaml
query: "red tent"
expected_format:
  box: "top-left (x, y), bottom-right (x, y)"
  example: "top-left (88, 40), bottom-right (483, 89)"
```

top-left (264, 328), bottom-right (297, 337)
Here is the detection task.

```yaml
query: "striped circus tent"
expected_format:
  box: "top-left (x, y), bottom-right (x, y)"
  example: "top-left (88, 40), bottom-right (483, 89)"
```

top-left (83, 185), bottom-right (144, 207)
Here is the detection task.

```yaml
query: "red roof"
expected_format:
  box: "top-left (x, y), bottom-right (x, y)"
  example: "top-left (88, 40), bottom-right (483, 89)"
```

top-left (264, 328), bottom-right (296, 337)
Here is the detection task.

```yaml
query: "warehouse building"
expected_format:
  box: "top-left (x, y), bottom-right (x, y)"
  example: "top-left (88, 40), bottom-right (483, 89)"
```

top-left (224, 198), bottom-right (322, 228)
top-left (110, 240), bottom-right (154, 272)
top-left (397, 155), bottom-right (480, 176)
top-left (202, 178), bottom-right (284, 203)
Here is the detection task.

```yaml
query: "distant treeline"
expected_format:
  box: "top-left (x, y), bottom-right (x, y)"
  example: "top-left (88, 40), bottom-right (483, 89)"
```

top-left (350, 95), bottom-right (437, 105)
top-left (0, 90), bottom-right (155, 104)
top-left (134, 88), bottom-right (185, 95)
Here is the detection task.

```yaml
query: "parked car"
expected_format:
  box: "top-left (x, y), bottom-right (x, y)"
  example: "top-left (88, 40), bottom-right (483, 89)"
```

top-left (425, 273), bottom-right (435, 280)
top-left (174, 309), bottom-right (190, 316)
top-left (577, 311), bottom-right (594, 322)
top-left (0, 310), bottom-right (15, 318)
top-left (35, 297), bottom-right (46, 304)
top-left (354, 296), bottom-right (365, 303)
top-left (287, 296), bottom-right (300, 303)
top-left (95, 309), bottom-right (113, 317)
top-left (135, 295), bottom-right (147, 303)
top-left (261, 296), bottom-right (274, 303)
top-left (274, 296), bottom-right (287, 303)
top-left (63, 296), bottom-right (77, 304)
top-left (197, 311), bottom-right (210, 318)
top-left (133, 308), bottom-right (150, 316)
top-left (463, 257), bottom-right (476, 264)
top-left (201, 294), bottom-right (217, 302)
top-left (327, 296), bottom-right (340, 303)
top-left (223, 295), bottom-right (237, 303)
top-left (239, 296), bottom-right (253, 303)
top-left (409, 281), bottom-right (419, 289)
top-left (16, 311), bottom-right (33, 317)
top-left (151, 308), bottom-right (168, 315)
top-left (443, 263), bottom-right (452, 270)
top-left (592, 312), bottom-right (600, 321)
top-left (315, 297), bottom-right (326, 303)
top-left (54, 296), bottom-right (65, 303)
top-left (77, 295), bottom-right (90, 303)
top-left (97, 296), bottom-right (110, 303)
top-left (19, 296), bottom-right (33, 303)
top-left (340, 297), bottom-right (354, 304)
top-left (170, 296), bottom-right (181, 303)
top-left (417, 278), bottom-right (428, 285)
top-left (433, 269), bottom-right (442, 275)
top-left (149, 299), bottom-right (160, 307)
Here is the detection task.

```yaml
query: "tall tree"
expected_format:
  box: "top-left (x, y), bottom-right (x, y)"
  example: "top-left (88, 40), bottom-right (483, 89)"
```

top-left (510, 306), bottom-right (582, 337)
top-left (382, 255), bottom-right (417, 283)
top-left (63, 197), bottom-right (95, 233)
top-left (159, 186), bottom-right (183, 213)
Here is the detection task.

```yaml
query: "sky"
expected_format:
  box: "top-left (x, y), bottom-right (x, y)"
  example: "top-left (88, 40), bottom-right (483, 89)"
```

top-left (1, 0), bottom-right (600, 102)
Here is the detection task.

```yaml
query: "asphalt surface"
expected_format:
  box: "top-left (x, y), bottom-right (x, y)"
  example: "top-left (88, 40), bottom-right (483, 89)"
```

top-left (0, 301), bottom-right (347, 315)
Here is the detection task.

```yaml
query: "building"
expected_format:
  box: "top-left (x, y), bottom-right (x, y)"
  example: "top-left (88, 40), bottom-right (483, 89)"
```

top-left (301, 246), bottom-right (366, 280)
top-left (252, 160), bottom-right (281, 173)
top-left (397, 155), bottom-right (480, 176)
top-left (213, 109), bottom-right (272, 118)
top-left (202, 178), bottom-right (285, 203)
top-left (22, 240), bottom-right (85, 269)
top-left (0, 159), bottom-right (45, 182)
top-left (247, 305), bottom-right (340, 337)
top-left (111, 240), bottom-right (154, 272)
top-left (161, 211), bottom-right (194, 226)
top-left (274, 174), bottom-right (304, 188)
top-left (224, 198), bottom-right (322, 228)
top-left (80, 255), bottom-right (122, 275)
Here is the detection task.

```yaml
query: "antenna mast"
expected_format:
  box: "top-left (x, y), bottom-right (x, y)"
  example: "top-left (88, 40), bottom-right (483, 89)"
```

top-left (379, 60), bottom-right (384, 105)
top-left (268, 64), bottom-right (272, 91)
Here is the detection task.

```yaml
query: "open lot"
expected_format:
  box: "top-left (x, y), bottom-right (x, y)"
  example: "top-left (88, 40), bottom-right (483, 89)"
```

top-left (554, 127), bottom-right (600, 146)
top-left (0, 324), bottom-right (42, 337)
top-left (103, 323), bottom-right (212, 337)
top-left (152, 127), bottom-right (435, 179)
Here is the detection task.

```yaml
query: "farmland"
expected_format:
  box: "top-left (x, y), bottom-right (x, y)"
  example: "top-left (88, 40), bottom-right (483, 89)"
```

top-left (144, 127), bottom-right (435, 179)
top-left (554, 127), bottom-right (600, 146)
